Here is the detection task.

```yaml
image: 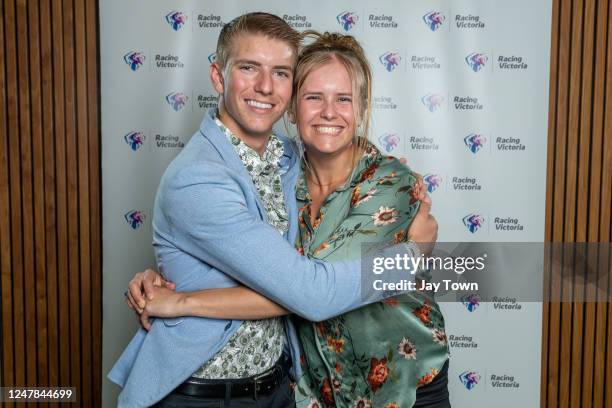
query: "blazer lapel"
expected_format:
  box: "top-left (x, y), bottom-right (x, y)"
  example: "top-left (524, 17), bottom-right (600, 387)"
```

top-left (197, 109), bottom-right (268, 221)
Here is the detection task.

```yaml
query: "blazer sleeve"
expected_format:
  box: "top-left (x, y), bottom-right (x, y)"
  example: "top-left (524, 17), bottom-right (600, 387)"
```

top-left (158, 162), bottom-right (409, 321)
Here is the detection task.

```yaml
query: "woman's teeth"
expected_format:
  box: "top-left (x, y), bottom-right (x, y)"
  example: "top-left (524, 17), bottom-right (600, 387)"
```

top-left (315, 126), bottom-right (342, 135)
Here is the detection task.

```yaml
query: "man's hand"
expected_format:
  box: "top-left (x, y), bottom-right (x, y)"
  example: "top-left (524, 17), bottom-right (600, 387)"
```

top-left (125, 269), bottom-right (176, 313)
top-left (407, 178), bottom-right (438, 255)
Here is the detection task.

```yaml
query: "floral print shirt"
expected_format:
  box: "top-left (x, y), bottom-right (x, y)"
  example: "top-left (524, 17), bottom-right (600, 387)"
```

top-left (192, 117), bottom-right (287, 379)
top-left (294, 142), bottom-right (449, 408)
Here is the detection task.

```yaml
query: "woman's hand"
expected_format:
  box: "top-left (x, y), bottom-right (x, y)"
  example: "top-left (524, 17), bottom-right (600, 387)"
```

top-left (125, 268), bottom-right (176, 313)
top-left (143, 286), bottom-right (187, 318)
top-left (135, 286), bottom-right (187, 331)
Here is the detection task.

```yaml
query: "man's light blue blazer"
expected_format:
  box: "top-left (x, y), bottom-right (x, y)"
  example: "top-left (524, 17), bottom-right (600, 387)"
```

top-left (108, 110), bottom-right (381, 407)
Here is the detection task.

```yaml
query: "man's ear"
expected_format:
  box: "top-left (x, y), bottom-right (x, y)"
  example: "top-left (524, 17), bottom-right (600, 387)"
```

top-left (209, 62), bottom-right (225, 94)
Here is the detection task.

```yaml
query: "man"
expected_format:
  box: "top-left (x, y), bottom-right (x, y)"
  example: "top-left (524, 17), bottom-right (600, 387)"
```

top-left (109, 12), bottom-right (437, 408)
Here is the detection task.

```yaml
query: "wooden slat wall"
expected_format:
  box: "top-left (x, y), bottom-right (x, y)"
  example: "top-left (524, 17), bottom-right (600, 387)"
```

top-left (543, 0), bottom-right (612, 407)
top-left (0, 0), bottom-right (101, 407)
top-left (0, 0), bottom-right (609, 407)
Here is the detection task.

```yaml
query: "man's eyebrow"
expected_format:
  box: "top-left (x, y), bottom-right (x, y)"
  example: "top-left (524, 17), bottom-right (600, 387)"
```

top-left (273, 65), bottom-right (293, 71)
top-left (233, 59), bottom-right (262, 66)
top-left (233, 59), bottom-right (293, 71)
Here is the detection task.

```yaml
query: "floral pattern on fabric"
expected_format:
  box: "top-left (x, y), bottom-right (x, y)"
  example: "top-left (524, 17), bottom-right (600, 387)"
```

top-left (293, 142), bottom-right (449, 407)
top-left (193, 116), bottom-right (287, 379)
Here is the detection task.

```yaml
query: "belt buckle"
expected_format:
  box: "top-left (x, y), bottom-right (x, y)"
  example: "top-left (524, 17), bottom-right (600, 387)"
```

top-left (252, 364), bottom-right (279, 400)
top-left (253, 378), bottom-right (261, 400)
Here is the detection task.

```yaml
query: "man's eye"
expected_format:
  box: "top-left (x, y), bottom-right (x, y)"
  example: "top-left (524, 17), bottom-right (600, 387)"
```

top-left (274, 71), bottom-right (290, 78)
top-left (240, 65), bottom-right (254, 71)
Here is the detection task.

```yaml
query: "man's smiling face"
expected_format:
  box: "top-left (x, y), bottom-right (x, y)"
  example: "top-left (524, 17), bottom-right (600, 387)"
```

top-left (211, 33), bottom-right (295, 145)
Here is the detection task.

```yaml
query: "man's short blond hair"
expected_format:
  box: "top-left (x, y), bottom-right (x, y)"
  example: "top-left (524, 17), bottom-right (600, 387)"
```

top-left (216, 12), bottom-right (302, 69)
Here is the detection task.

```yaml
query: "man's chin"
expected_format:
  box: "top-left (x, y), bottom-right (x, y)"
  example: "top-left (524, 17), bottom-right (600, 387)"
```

top-left (245, 119), bottom-right (282, 134)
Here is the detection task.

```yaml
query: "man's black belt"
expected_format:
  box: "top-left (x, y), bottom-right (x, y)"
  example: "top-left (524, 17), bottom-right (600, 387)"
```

top-left (174, 355), bottom-right (291, 400)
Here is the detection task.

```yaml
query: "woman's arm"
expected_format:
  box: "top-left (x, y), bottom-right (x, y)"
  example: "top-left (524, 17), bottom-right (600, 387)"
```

top-left (139, 285), bottom-right (289, 329)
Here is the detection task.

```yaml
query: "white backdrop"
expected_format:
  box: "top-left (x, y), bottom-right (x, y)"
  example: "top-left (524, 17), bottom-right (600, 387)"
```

top-left (100, 1), bottom-right (552, 406)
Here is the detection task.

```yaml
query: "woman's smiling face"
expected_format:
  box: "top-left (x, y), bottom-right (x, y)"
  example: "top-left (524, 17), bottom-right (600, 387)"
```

top-left (296, 59), bottom-right (356, 158)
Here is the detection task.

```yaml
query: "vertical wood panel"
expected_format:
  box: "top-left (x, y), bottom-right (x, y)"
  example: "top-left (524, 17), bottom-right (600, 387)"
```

top-left (1, 1), bottom-right (101, 406)
top-left (6, 0), bottom-right (26, 390)
top-left (578, 0), bottom-right (598, 406)
top-left (61, 0), bottom-right (82, 401)
top-left (0, 0), bottom-right (14, 401)
top-left (40, 0), bottom-right (59, 394)
top-left (544, 0), bottom-right (612, 407)
top-left (85, 0), bottom-right (102, 403)
top-left (548, 0), bottom-right (572, 406)
top-left (603, 2), bottom-right (612, 405)
top-left (562, 0), bottom-right (585, 404)
top-left (15, 1), bottom-right (37, 396)
top-left (74, 0), bottom-right (92, 403)
top-left (588, 2), bottom-right (610, 404)
top-left (27, 0), bottom-right (50, 390)
top-left (50, 0), bottom-right (70, 389)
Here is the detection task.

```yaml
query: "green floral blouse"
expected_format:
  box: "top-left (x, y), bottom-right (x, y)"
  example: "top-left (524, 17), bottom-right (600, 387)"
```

top-left (294, 142), bottom-right (449, 408)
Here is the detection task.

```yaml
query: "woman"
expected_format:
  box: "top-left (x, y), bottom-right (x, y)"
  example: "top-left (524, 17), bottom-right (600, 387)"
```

top-left (133, 31), bottom-right (450, 408)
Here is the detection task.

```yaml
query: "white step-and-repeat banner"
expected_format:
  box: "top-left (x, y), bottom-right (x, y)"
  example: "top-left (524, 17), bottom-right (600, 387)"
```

top-left (101, 1), bottom-right (552, 406)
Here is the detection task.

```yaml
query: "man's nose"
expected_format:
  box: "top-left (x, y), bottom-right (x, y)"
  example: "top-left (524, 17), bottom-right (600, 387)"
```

top-left (254, 72), bottom-right (273, 95)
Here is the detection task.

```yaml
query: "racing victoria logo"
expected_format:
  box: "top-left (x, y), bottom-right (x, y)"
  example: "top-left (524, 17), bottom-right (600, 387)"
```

top-left (337, 11), bottom-right (358, 31)
top-left (421, 93), bottom-right (444, 112)
top-left (463, 214), bottom-right (484, 233)
top-left (124, 210), bottom-right (146, 230)
top-left (461, 294), bottom-right (481, 312)
top-left (464, 133), bottom-right (486, 153)
top-left (124, 131), bottom-right (145, 151)
top-left (208, 52), bottom-right (217, 64)
top-left (423, 11), bottom-right (445, 31)
top-left (459, 371), bottom-right (481, 390)
top-left (465, 52), bottom-right (488, 72)
top-left (423, 174), bottom-right (442, 193)
top-left (166, 92), bottom-right (189, 111)
top-left (378, 133), bottom-right (400, 152)
top-left (124, 51), bottom-right (145, 71)
top-left (379, 52), bottom-right (401, 72)
top-left (166, 11), bottom-right (187, 31)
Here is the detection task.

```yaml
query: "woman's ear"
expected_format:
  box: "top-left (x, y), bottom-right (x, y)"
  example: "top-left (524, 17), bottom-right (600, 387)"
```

top-left (209, 62), bottom-right (225, 94)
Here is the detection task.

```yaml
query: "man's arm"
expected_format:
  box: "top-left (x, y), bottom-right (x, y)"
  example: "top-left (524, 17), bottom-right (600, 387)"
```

top-left (128, 191), bottom-right (435, 328)
top-left (143, 163), bottom-right (436, 321)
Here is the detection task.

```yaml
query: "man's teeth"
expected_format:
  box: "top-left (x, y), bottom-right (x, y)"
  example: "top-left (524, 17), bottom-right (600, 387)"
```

top-left (315, 126), bottom-right (342, 134)
top-left (247, 100), bottom-right (273, 109)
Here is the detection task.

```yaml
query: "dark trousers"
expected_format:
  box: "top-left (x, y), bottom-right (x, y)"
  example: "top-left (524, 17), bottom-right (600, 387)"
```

top-left (413, 359), bottom-right (451, 408)
top-left (152, 373), bottom-right (296, 408)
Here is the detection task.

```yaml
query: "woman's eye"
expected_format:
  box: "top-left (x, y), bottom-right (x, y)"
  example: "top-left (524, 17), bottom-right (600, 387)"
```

top-left (305, 95), bottom-right (321, 101)
top-left (338, 97), bottom-right (352, 103)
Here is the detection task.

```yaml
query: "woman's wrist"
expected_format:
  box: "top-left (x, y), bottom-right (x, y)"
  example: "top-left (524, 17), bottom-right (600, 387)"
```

top-left (181, 292), bottom-right (200, 317)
